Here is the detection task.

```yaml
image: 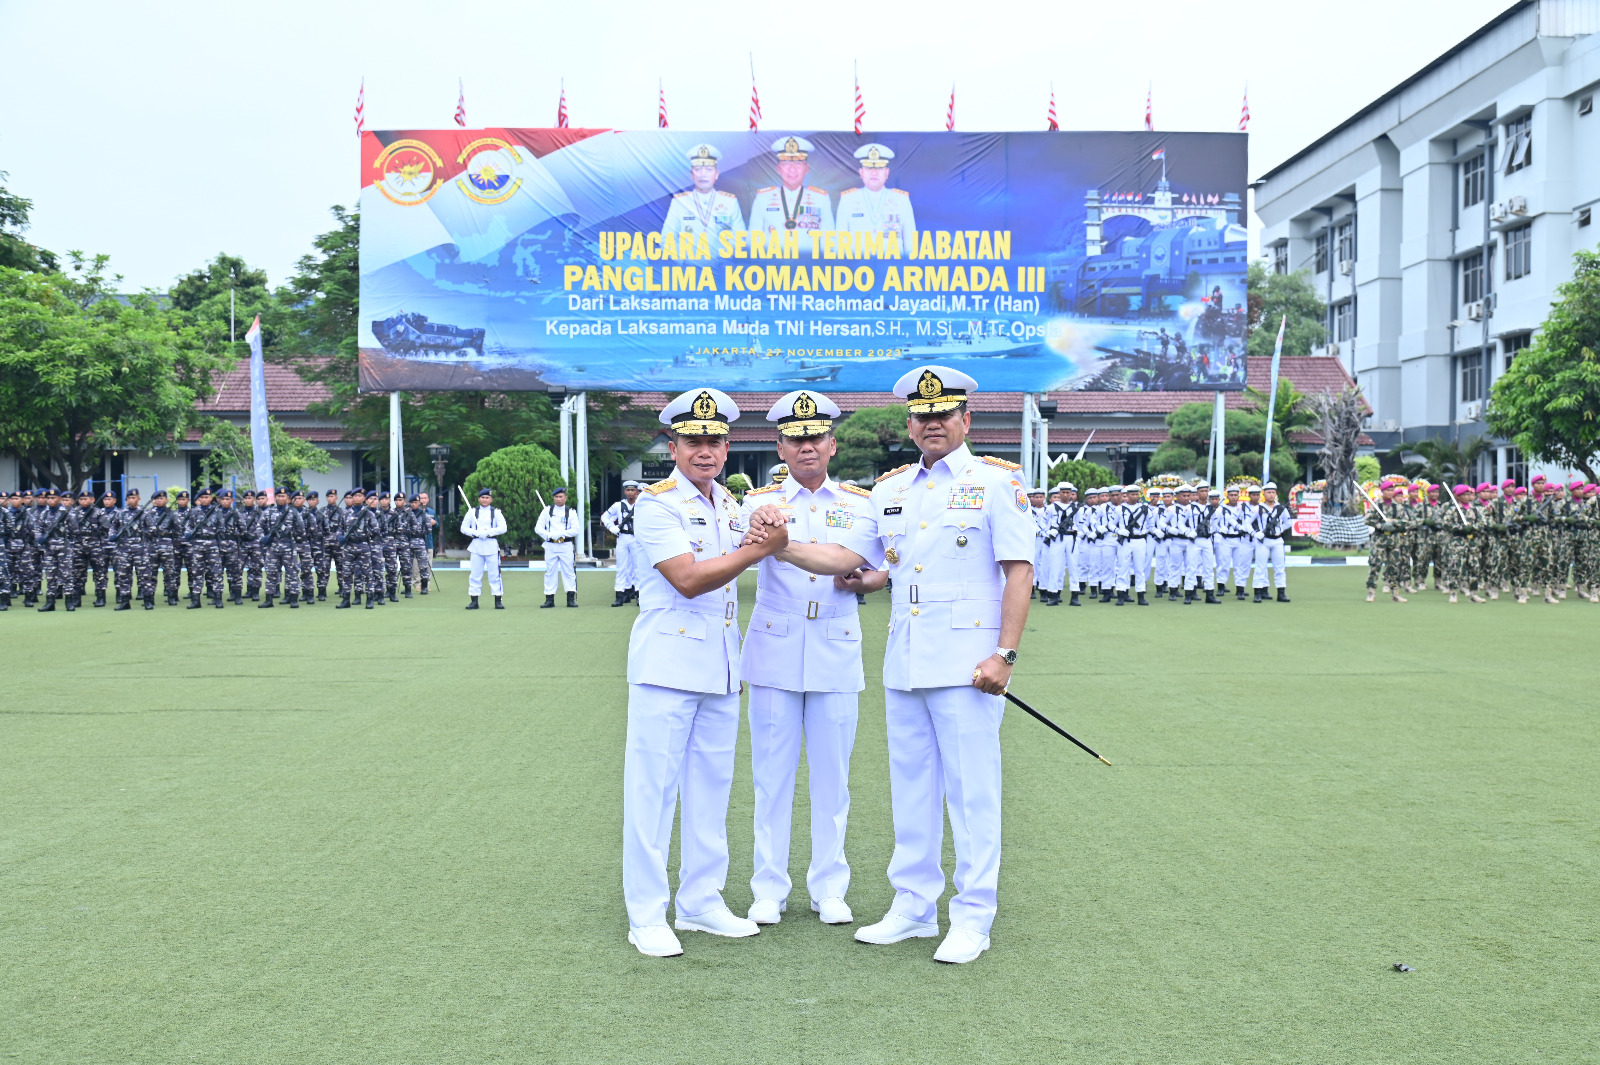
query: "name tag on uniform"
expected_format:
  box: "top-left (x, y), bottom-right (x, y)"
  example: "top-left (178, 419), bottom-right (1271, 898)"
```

top-left (883, 506), bottom-right (903, 515)
top-left (689, 517), bottom-right (707, 525)
top-left (825, 509), bottom-right (853, 529)
top-left (948, 485), bottom-right (985, 510)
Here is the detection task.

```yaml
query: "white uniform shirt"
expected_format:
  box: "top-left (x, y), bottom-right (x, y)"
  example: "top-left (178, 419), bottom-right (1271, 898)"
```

top-left (601, 499), bottom-right (636, 537)
top-left (460, 505), bottom-right (507, 555)
top-left (832, 444), bottom-right (1036, 692)
top-left (738, 475), bottom-right (868, 694)
top-left (536, 504), bottom-right (581, 544)
top-left (747, 185), bottom-right (835, 243)
top-left (628, 477), bottom-right (746, 695)
top-left (835, 187), bottom-right (916, 255)
top-left (660, 189), bottom-right (745, 240)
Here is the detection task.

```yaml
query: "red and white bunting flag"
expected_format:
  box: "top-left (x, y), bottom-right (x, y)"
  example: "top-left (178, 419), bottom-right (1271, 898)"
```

top-left (853, 67), bottom-right (866, 135)
top-left (1144, 85), bottom-right (1153, 131)
top-left (658, 80), bottom-right (669, 129)
top-left (354, 78), bottom-right (365, 138)
top-left (454, 79), bottom-right (466, 127)
top-left (1151, 147), bottom-right (1165, 160)
top-left (748, 58), bottom-right (762, 131)
top-left (945, 84), bottom-right (956, 132)
top-left (556, 82), bottom-right (569, 128)
top-left (1238, 87), bottom-right (1250, 132)
top-left (1047, 85), bottom-right (1058, 131)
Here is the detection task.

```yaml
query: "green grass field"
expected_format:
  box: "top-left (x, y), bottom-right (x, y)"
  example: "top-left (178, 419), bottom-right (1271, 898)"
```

top-left (3, 569), bottom-right (1598, 1064)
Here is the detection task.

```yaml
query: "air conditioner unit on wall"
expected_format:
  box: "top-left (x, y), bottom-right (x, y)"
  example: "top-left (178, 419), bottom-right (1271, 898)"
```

top-left (1464, 401), bottom-right (1483, 420)
top-left (1381, 420), bottom-right (1399, 432)
top-left (1326, 342), bottom-right (1341, 356)
top-left (1508, 195), bottom-right (1528, 215)
top-left (1490, 201), bottom-right (1509, 222)
top-left (1466, 301), bottom-right (1485, 320)
top-left (1338, 259), bottom-right (1354, 275)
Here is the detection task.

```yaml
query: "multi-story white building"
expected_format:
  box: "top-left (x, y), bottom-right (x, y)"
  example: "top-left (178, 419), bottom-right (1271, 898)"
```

top-left (1255, 0), bottom-right (1600, 482)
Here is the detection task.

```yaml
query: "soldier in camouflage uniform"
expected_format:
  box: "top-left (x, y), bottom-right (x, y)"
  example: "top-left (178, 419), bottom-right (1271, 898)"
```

top-left (0, 489), bottom-right (16, 609)
top-left (1474, 483), bottom-right (1509, 600)
top-left (103, 488), bottom-right (135, 610)
top-left (238, 491), bottom-right (265, 601)
top-left (289, 490), bottom-right (318, 604)
top-left (183, 488), bottom-right (228, 608)
top-left (303, 491), bottom-right (328, 601)
top-left (403, 494), bottom-right (433, 596)
top-left (320, 490), bottom-right (344, 600)
top-left (258, 487), bottom-right (301, 607)
top-left (214, 489), bottom-right (247, 604)
top-left (171, 491), bottom-right (196, 601)
top-left (33, 488), bottom-right (78, 610)
top-left (1365, 482), bottom-right (1406, 602)
top-left (1576, 482), bottom-right (1599, 601)
top-left (377, 491), bottom-right (403, 602)
top-left (335, 487), bottom-right (381, 609)
top-left (19, 489), bottom-right (44, 603)
top-left (10, 491), bottom-right (37, 606)
top-left (138, 489), bottom-right (180, 607)
top-left (67, 488), bottom-right (108, 607)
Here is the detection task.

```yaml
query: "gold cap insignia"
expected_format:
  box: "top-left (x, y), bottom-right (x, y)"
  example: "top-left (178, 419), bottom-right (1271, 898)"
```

top-left (692, 390), bottom-right (718, 419)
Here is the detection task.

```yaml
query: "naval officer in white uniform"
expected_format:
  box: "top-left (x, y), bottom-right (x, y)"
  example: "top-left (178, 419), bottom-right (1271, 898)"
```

top-left (460, 486), bottom-right (506, 610)
top-left (739, 390), bottom-right (880, 928)
top-left (747, 137), bottom-right (834, 250)
top-left (745, 365), bottom-right (1036, 965)
top-left (660, 143), bottom-right (746, 242)
top-left (536, 487), bottom-right (582, 608)
top-left (602, 480), bottom-right (644, 607)
top-left (836, 143), bottom-right (917, 256)
top-left (622, 388), bottom-right (790, 958)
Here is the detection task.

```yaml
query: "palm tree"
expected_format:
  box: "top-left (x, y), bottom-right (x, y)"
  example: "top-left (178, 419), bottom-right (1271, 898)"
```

top-left (1400, 435), bottom-right (1494, 487)
top-left (1244, 379), bottom-right (1316, 441)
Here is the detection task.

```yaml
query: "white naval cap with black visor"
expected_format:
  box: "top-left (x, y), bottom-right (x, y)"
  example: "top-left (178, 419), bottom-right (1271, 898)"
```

top-left (659, 387), bottom-right (740, 436)
top-left (765, 389), bottom-right (841, 437)
top-left (892, 364), bottom-right (978, 415)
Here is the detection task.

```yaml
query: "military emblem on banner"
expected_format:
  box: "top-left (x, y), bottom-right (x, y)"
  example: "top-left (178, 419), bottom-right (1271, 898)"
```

top-left (373, 139), bottom-right (444, 206)
top-left (454, 137), bottom-right (525, 206)
top-left (948, 485), bottom-right (985, 509)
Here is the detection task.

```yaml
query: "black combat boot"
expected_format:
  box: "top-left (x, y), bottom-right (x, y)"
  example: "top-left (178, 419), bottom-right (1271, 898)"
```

top-left (231, 590), bottom-right (243, 605)
top-left (540, 594), bottom-right (555, 609)
top-left (0, 593), bottom-right (9, 610)
top-left (1276, 589), bottom-right (1291, 603)
top-left (248, 590), bottom-right (259, 601)
top-left (1137, 591), bottom-right (1149, 606)
top-left (214, 594), bottom-right (224, 608)
top-left (288, 594), bottom-right (300, 609)
top-left (65, 596), bottom-right (77, 611)
top-left (1205, 589), bottom-right (1220, 604)
top-left (1183, 589), bottom-right (1195, 604)
top-left (364, 593), bottom-right (375, 609)
top-left (1030, 586), bottom-right (1038, 600)
top-left (1236, 587), bottom-right (1248, 601)
top-left (1115, 589), bottom-right (1128, 606)
top-left (1101, 589), bottom-right (1113, 604)
top-left (24, 592), bottom-right (37, 607)
top-left (387, 585), bottom-right (398, 603)
top-left (318, 589), bottom-right (328, 601)
top-left (567, 591), bottom-right (578, 608)
top-left (336, 593), bottom-right (352, 609)
top-left (144, 594), bottom-right (155, 610)
top-left (466, 595), bottom-right (479, 610)
top-left (495, 595), bottom-right (505, 610)
top-left (259, 595), bottom-right (274, 608)
top-left (114, 594), bottom-right (131, 611)
top-left (1155, 583), bottom-right (1167, 598)
top-left (404, 587), bottom-right (413, 599)
top-left (417, 584), bottom-right (427, 596)
top-left (612, 590), bottom-right (628, 607)
top-left (1068, 591), bottom-right (1080, 606)
top-left (39, 595), bottom-right (56, 612)
top-left (94, 591), bottom-right (106, 608)
top-left (1253, 588), bottom-right (1267, 602)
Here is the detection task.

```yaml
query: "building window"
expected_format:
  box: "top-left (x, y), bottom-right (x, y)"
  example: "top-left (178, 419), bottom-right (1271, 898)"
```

top-left (1334, 219), bottom-right (1356, 265)
top-left (1333, 299), bottom-right (1356, 343)
top-left (1581, 206), bottom-right (1593, 228)
top-left (1459, 353), bottom-right (1484, 403)
top-left (1272, 244), bottom-right (1288, 275)
top-left (1506, 446), bottom-right (1527, 486)
top-left (1314, 232), bottom-right (1329, 274)
top-left (1502, 332), bottom-right (1532, 368)
top-left (1461, 254), bottom-right (1487, 305)
top-left (1504, 113), bottom-right (1532, 173)
top-left (1581, 95), bottom-right (1594, 117)
top-left (1461, 152), bottom-right (1485, 209)
top-left (1504, 224), bottom-right (1532, 280)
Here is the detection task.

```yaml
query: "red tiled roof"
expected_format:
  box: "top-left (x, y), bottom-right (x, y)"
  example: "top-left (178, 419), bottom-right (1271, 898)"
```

top-left (196, 359), bottom-right (333, 414)
top-left (968, 427), bottom-right (1172, 446)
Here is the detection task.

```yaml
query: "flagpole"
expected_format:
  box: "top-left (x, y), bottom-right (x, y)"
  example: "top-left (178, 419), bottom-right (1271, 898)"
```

top-left (1262, 315), bottom-right (1287, 485)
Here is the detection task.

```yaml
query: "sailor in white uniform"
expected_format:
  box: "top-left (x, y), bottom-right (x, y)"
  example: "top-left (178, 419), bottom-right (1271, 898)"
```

top-left (747, 136), bottom-right (834, 250)
top-left (602, 480), bottom-right (644, 607)
top-left (744, 365), bottom-right (1036, 965)
top-left (739, 389), bottom-right (875, 928)
top-left (460, 486), bottom-right (506, 610)
top-left (1252, 482), bottom-right (1293, 602)
top-left (1028, 489), bottom-right (1049, 598)
top-left (536, 487), bottom-right (582, 608)
top-left (660, 143), bottom-right (745, 242)
top-left (836, 143), bottom-right (917, 256)
top-left (621, 388), bottom-right (790, 958)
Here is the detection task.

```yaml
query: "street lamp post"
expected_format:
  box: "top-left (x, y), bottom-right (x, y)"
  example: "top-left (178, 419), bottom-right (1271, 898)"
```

top-left (427, 442), bottom-right (450, 557)
top-left (1106, 444), bottom-right (1128, 486)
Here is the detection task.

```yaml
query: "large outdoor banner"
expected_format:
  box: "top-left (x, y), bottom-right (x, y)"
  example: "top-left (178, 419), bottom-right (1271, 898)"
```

top-left (358, 128), bottom-right (1247, 393)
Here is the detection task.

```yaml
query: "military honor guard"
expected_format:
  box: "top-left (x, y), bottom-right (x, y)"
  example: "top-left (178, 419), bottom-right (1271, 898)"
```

top-left (747, 137), bottom-right (834, 247)
top-left (1252, 482), bottom-right (1293, 602)
top-left (601, 480), bottom-right (644, 607)
top-left (739, 390), bottom-right (874, 929)
top-left (461, 487), bottom-right (506, 611)
top-left (836, 143), bottom-right (917, 255)
top-left (748, 365), bottom-right (1036, 964)
top-left (660, 143), bottom-right (745, 242)
top-left (621, 388), bottom-right (790, 958)
top-left (536, 487), bottom-right (582, 608)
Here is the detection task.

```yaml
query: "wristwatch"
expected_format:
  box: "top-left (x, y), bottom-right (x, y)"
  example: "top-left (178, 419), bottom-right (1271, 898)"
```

top-left (993, 648), bottom-right (1018, 666)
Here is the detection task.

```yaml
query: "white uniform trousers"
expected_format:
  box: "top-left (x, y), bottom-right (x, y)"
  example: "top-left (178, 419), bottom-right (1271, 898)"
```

top-left (1209, 535), bottom-right (1230, 586)
top-left (1040, 539), bottom-right (1066, 594)
top-left (1226, 538), bottom-right (1254, 588)
top-left (1252, 537), bottom-right (1288, 589)
top-left (1092, 541), bottom-right (1115, 588)
top-left (747, 685), bottom-right (858, 904)
top-left (622, 683), bottom-right (740, 928)
top-left (543, 542), bottom-right (576, 595)
top-left (467, 551), bottom-right (503, 596)
top-left (613, 534), bottom-right (643, 591)
top-left (1064, 537), bottom-right (1080, 590)
top-left (1151, 540), bottom-right (1173, 587)
top-left (883, 685), bottom-right (1004, 935)
top-left (1186, 539), bottom-right (1213, 590)
top-left (1115, 538), bottom-right (1149, 592)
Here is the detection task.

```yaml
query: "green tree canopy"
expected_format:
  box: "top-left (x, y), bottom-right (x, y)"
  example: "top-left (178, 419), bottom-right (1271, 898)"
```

top-left (0, 170), bottom-right (56, 273)
top-left (1149, 400), bottom-right (1301, 484)
top-left (1045, 458), bottom-right (1117, 490)
top-left (195, 417), bottom-right (336, 492)
top-left (0, 254), bottom-right (227, 488)
top-left (167, 252), bottom-right (292, 360)
top-left (832, 406), bottom-right (913, 481)
top-left (462, 444), bottom-right (564, 554)
top-left (1246, 261), bottom-right (1327, 359)
top-left (1487, 248), bottom-right (1600, 480)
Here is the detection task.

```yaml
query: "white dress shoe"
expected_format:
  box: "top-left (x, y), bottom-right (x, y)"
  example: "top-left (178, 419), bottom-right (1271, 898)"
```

top-left (747, 898), bottom-right (787, 925)
top-left (933, 926), bottom-right (990, 964)
top-left (675, 905), bottom-right (761, 938)
top-left (628, 924), bottom-right (683, 957)
top-left (854, 912), bottom-right (939, 944)
top-left (811, 897), bottom-right (853, 924)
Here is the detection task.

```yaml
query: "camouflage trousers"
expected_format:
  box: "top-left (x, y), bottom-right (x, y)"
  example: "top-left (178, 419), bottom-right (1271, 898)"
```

top-left (113, 541), bottom-right (146, 599)
top-left (219, 542), bottom-right (247, 597)
top-left (1480, 535), bottom-right (1509, 590)
top-left (0, 545), bottom-right (9, 597)
top-left (73, 541), bottom-right (112, 598)
top-left (242, 541), bottom-right (264, 596)
top-left (290, 540), bottom-right (316, 598)
top-left (40, 540), bottom-right (76, 599)
top-left (1549, 531), bottom-right (1575, 589)
top-left (1439, 534), bottom-right (1479, 592)
top-left (344, 541), bottom-right (384, 598)
top-left (174, 542), bottom-right (196, 597)
top-left (304, 540), bottom-right (328, 595)
top-left (263, 542), bottom-right (301, 599)
top-left (1575, 531), bottom-right (1600, 589)
top-left (6, 539), bottom-right (33, 595)
top-left (187, 540), bottom-right (224, 599)
top-left (1365, 536), bottom-right (1387, 589)
top-left (380, 536), bottom-right (403, 592)
top-left (321, 538), bottom-right (342, 595)
top-left (1413, 533), bottom-right (1441, 588)
top-left (401, 538), bottom-right (431, 591)
top-left (135, 540), bottom-right (174, 599)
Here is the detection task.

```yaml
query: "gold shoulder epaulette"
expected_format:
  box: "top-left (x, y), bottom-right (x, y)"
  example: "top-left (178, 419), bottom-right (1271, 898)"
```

top-left (673, 190), bottom-right (691, 198)
top-left (893, 188), bottom-right (910, 196)
top-left (807, 185), bottom-right (827, 194)
top-left (876, 464), bottom-right (911, 483)
top-left (747, 483), bottom-right (781, 496)
top-left (839, 483), bottom-right (873, 498)
top-left (755, 185), bottom-right (776, 193)
top-left (980, 455), bottom-right (1022, 472)
top-left (645, 479), bottom-right (677, 496)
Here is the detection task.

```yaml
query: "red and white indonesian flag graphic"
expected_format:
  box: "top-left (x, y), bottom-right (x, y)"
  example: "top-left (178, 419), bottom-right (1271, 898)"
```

top-left (1239, 88), bottom-right (1250, 132)
top-left (945, 85), bottom-right (955, 131)
top-left (1144, 87), bottom-right (1153, 131)
top-left (556, 85), bottom-right (569, 128)
top-left (354, 78), bottom-right (365, 138)
top-left (1151, 147), bottom-right (1165, 160)
top-left (853, 70), bottom-right (865, 135)
top-left (658, 81), bottom-right (669, 129)
top-left (1047, 87), bottom-right (1058, 131)
top-left (454, 79), bottom-right (466, 127)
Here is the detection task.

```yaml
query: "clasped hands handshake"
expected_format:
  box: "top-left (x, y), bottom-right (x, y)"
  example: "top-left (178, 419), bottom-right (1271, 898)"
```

top-left (740, 504), bottom-right (791, 556)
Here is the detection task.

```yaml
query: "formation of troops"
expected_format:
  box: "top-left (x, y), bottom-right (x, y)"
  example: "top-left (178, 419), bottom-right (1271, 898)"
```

top-left (1027, 480), bottom-right (1296, 606)
top-left (0, 485), bottom-right (436, 612)
top-left (1364, 476), bottom-right (1600, 604)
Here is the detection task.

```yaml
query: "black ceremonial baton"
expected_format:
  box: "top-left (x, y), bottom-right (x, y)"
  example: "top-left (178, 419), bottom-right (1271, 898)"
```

top-left (1003, 691), bottom-right (1112, 766)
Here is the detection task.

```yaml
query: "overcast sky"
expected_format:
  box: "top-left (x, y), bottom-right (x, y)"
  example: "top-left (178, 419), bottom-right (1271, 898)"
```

top-left (0, 0), bottom-right (1512, 292)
